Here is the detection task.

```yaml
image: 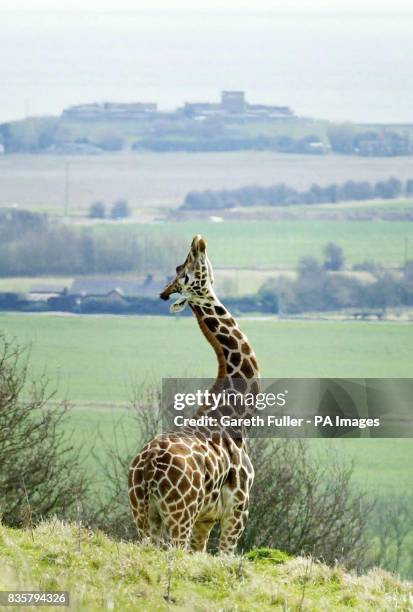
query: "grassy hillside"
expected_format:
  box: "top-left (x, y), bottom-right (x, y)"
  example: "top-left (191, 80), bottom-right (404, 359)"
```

top-left (1, 521), bottom-right (411, 611)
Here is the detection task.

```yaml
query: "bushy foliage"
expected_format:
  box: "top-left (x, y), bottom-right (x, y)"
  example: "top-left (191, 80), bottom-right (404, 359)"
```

top-left (181, 176), bottom-right (413, 210)
top-left (88, 201), bottom-right (106, 219)
top-left (328, 125), bottom-right (412, 156)
top-left (259, 251), bottom-right (413, 314)
top-left (95, 131), bottom-right (124, 151)
top-left (0, 336), bottom-right (88, 527)
top-left (241, 438), bottom-right (372, 570)
top-left (324, 242), bottom-right (345, 271)
top-left (0, 118), bottom-right (63, 153)
top-left (0, 119), bottom-right (125, 153)
top-left (0, 208), bottom-right (47, 242)
top-left (133, 134), bottom-right (324, 154)
top-left (85, 386), bottom-right (163, 540)
top-left (110, 199), bottom-right (131, 219)
top-left (327, 123), bottom-right (355, 154)
top-left (0, 212), bottom-right (183, 275)
top-left (369, 493), bottom-right (413, 577)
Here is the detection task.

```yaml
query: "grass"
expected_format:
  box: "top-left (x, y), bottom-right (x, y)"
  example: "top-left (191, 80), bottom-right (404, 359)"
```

top-left (94, 220), bottom-right (413, 268)
top-left (1, 521), bottom-right (411, 611)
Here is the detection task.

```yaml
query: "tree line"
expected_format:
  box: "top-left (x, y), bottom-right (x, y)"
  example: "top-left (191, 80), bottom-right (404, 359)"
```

top-left (182, 177), bottom-right (412, 210)
top-left (2, 116), bottom-right (412, 157)
top-left (257, 244), bottom-right (413, 314)
top-left (328, 125), bottom-right (412, 157)
top-left (0, 209), bottom-right (181, 276)
top-left (133, 134), bottom-right (325, 154)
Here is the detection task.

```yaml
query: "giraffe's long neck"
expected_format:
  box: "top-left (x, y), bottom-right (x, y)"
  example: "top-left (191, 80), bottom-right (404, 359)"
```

top-left (189, 291), bottom-right (260, 418)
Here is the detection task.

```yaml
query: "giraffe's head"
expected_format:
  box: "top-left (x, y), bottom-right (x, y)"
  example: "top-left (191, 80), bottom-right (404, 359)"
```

top-left (160, 234), bottom-right (215, 313)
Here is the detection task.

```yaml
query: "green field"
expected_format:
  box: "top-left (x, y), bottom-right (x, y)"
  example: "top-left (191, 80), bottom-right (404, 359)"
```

top-left (310, 197), bottom-right (413, 212)
top-left (2, 314), bottom-right (413, 400)
top-left (1, 313), bottom-right (412, 495)
top-left (96, 219), bottom-right (413, 268)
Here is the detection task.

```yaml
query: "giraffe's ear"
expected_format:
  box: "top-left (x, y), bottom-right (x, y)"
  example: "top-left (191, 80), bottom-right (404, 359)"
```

top-left (170, 297), bottom-right (188, 313)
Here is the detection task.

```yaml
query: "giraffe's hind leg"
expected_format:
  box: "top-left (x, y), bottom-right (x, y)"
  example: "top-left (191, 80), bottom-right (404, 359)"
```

top-left (155, 490), bottom-right (200, 550)
top-left (129, 451), bottom-right (154, 542)
top-left (129, 494), bottom-right (150, 541)
top-left (167, 523), bottom-right (193, 550)
top-left (190, 519), bottom-right (215, 552)
top-left (130, 494), bottom-right (165, 546)
top-left (219, 501), bottom-right (249, 554)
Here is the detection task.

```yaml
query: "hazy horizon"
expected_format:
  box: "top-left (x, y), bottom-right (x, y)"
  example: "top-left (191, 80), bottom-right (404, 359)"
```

top-left (2, 0), bottom-right (413, 14)
top-left (1, 7), bottom-right (412, 124)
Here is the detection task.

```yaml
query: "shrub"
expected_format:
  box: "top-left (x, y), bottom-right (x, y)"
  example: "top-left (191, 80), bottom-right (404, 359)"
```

top-left (370, 493), bottom-right (413, 577)
top-left (327, 123), bottom-right (355, 153)
top-left (85, 385), bottom-right (163, 540)
top-left (375, 177), bottom-right (403, 199)
top-left (324, 242), bottom-right (345, 271)
top-left (110, 199), bottom-right (131, 219)
top-left (88, 201), bottom-right (106, 219)
top-left (240, 438), bottom-right (373, 570)
top-left (0, 216), bottom-right (183, 276)
top-left (245, 548), bottom-right (291, 564)
top-left (0, 335), bottom-right (88, 527)
top-left (0, 208), bottom-right (47, 243)
top-left (95, 132), bottom-right (124, 151)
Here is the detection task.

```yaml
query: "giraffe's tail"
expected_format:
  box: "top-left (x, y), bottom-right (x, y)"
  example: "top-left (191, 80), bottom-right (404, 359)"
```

top-left (129, 448), bottom-right (161, 542)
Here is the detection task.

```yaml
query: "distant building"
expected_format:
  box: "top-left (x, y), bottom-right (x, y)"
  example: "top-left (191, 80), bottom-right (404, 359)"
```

top-left (221, 91), bottom-right (246, 113)
top-left (29, 284), bottom-right (76, 311)
top-left (63, 101), bottom-right (158, 120)
top-left (181, 102), bottom-right (221, 116)
top-left (62, 91), bottom-right (293, 121)
top-left (69, 276), bottom-right (165, 299)
top-left (181, 91), bottom-right (293, 118)
top-left (355, 130), bottom-right (411, 157)
top-left (246, 103), bottom-right (293, 117)
top-left (29, 284), bottom-right (68, 301)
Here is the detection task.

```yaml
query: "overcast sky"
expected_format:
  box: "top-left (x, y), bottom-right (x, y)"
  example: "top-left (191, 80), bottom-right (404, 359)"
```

top-left (1, 0), bottom-right (412, 12)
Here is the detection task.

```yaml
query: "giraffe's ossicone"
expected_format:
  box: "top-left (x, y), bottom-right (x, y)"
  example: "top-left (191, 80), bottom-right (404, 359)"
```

top-left (128, 235), bottom-right (260, 553)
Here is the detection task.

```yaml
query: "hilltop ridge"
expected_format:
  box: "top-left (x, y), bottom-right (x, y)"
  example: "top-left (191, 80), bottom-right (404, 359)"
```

top-left (1, 521), bottom-right (412, 611)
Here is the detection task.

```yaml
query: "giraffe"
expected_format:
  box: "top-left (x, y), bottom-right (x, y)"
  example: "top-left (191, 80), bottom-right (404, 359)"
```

top-left (128, 235), bottom-right (260, 553)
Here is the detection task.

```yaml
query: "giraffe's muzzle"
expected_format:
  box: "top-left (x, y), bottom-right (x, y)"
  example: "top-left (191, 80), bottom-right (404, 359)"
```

top-left (160, 280), bottom-right (180, 301)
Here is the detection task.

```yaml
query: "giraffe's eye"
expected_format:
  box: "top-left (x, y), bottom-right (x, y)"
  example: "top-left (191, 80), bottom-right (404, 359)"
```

top-left (184, 274), bottom-right (189, 283)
